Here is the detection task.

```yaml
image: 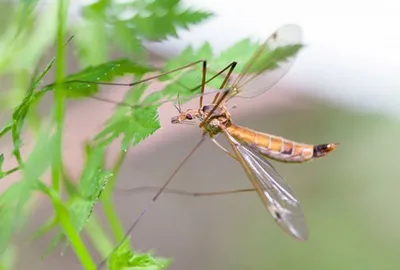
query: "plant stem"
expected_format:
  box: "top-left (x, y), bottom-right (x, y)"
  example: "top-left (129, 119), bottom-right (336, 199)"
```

top-left (50, 190), bottom-right (96, 269)
top-left (52, 0), bottom-right (69, 192)
top-left (85, 214), bottom-right (114, 258)
top-left (100, 151), bottom-right (127, 242)
top-left (0, 167), bottom-right (20, 180)
top-left (102, 199), bottom-right (125, 242)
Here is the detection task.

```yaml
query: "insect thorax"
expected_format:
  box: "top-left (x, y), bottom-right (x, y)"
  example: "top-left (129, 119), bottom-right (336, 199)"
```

top-left (199, 104), bottom-right (231, 136)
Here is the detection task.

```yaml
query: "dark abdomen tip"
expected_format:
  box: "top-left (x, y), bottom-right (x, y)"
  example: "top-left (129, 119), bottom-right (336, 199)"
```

top-left (313, 143), bottom-right (338, 157)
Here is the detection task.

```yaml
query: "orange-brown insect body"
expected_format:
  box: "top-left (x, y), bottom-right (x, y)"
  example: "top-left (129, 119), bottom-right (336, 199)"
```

top-left (172, 103), bottom-right (337, 163)
top-left (226, 124), bottom-right (335, 163)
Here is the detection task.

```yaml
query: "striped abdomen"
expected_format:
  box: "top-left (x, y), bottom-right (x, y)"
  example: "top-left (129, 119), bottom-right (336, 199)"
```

top-left (226, 124), bottom-right (337, 163)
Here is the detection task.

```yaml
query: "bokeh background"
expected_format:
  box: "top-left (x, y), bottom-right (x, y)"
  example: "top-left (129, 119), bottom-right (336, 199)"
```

top-left (2, 0), bottom-right (400, 269)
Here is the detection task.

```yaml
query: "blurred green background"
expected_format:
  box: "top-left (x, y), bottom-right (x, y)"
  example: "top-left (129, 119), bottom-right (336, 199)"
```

top-left (0, 1), bottom-right (399, 270)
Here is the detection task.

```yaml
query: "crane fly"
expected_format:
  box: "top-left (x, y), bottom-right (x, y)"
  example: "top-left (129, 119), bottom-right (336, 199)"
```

top-left (89, 24), bottom-right (338, 267)
top-left (166, 24), bottom-right (337, 241)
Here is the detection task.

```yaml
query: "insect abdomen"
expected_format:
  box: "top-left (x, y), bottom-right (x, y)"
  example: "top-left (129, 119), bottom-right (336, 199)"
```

top-left (227, 124), bottom-right (321, 163)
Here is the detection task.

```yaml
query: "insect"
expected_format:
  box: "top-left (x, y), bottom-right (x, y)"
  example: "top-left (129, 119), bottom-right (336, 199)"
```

top-left (92, 24), bottom-right (338, 266)
top-left (166, 24), bottom-right (338, 240)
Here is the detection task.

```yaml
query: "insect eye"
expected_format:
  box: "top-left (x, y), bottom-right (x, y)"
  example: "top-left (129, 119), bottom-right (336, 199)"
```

top-left (186, 114), bottom-right (193, 120)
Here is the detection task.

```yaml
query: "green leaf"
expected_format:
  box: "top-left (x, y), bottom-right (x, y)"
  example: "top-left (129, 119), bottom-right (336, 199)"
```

top-left (71, 12), bottom-right (109, 66)
top-left (0, 182), bottom-right (27, 255)
top-left (0, 123), bottom-right (12, 138)
top-left (73, 0), bottom-right (213, 66)
top-left (214, 38), bottom-right (256, 70)
top-left (155, 39), bottom-right (304, 103)
top-left (246, 44), bottom-right (304, 73)
top-left (46, 144), bottom-right (112, 254)
top-left (94, 83), bottom-right (160, 151)
top-left (108, 238), bottom-right (170, 270)
top-left (132, 3), bottom-right (213, 41)
top-left (113, 21), bottom-right (146, 58)
top-left (40, 59), bottom-right (154, 98)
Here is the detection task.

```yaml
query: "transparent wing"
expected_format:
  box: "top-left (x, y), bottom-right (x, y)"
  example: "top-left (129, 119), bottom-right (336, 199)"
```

top-left (229, 24), bottom-right (303, 99)
top-left (225, 131), bottom-right (308, 240)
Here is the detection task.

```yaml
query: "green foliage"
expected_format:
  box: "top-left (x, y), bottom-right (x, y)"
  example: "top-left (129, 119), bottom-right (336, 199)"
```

top-left (0, 1), bottom-right (305, 269)
top-left (108, 239), bottom-right (170, 270)
top-left (40, 59), bottom-right (155, 98)
top-left (246, 44), bottom-right (304, 73)
top-left (94, 82), bottom-right (160, 151)
top-left (72, 0), bottom-right (213, 66)
top-left (43, 144), bottom-right (113, 254)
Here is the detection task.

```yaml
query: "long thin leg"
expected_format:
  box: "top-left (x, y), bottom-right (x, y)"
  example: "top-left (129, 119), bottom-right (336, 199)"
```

top-left (171, 61), bottom-right (237, 97)
top-left (115, 186), bottom-right (256, 197)
top-left (63, 60), bottom-right (206, 87)
top-left (70, 61), bottom-right (237, 111)
top-left (200, 62), bottom-right (237, 129)
top-left (199, 60), bottom-right (207, 108)
top-left (212, 62), bottom-right (237, 104)
top-left (211, 137), bottom-right (238, 161)
top-left (97, 136), bottom-right (206, 268)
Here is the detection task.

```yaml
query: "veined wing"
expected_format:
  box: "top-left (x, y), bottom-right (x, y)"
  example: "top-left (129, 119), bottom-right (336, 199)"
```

top-left (228, 24), bottom-right (303, 99)
top-left (224, 129), bottom-right (308, 240)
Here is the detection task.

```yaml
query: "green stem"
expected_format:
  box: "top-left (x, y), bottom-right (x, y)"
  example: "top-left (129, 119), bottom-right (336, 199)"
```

top-left (37, 181), bottom-right (95, 269)
top-left (85, 214), bottom-right (114, 258)
top-left (107, 151), bottom-right (127, 194)
top-left (100, 151), bottom-right (127, 242)
top-left (52, 0), bottom-right (69, 192)
top-left (102, 199), bottom-right (125, 242)
top-left (11, 125), bottom-right (24, 167)
top-left (0, 167), bottom-right (20, 180)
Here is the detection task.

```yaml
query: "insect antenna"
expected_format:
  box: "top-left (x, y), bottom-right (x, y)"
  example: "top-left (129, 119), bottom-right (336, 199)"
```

top-left (173, 92), bottom-right (182, 113)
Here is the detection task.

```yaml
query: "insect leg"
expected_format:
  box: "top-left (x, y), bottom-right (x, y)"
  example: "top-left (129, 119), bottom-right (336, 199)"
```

top-left (115, 186), bottom-right (256, 197)
top-left (199, 60), bottom-right (207, 108)
top-left (211, 137), bottom-right (238, 161)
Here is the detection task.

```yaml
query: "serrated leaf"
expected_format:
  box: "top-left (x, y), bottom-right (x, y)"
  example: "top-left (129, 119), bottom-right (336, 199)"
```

top-left (214, 38), bottom-right (257, 71)
top-left (94, 83), bottom-right (160, 151)
top-left (154, 40), bottom-right (257, 101)
top-left (46, 144), bottom-right (112, 254)
top-left (174, 9), bottom-right (213, 29)
top-left (247, 44), bottom-right (304, 73)
top-left (108, 238), bottom-right (170, 270)
top-left (114, 21), bottom-right (146, 58)
top-left (131, 2), bottom-right (212, 41)
top-left (40, 59), bottom-right (154, 98)
top-left (72, 15), bottom-right (109, 66)
top-left (74, 0), bottom-right (213, 66)
top-left (156, 38), bottom-right (304, 103)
